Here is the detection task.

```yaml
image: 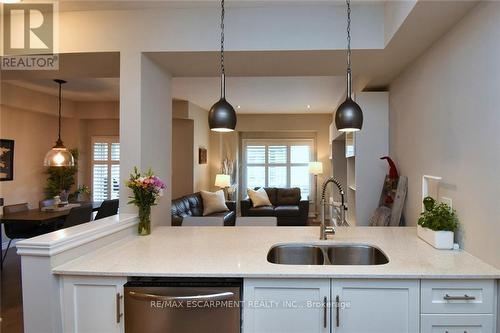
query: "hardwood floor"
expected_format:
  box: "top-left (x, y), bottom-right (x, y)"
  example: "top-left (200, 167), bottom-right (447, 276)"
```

top-left (1, 248), bottom-right (23, 333)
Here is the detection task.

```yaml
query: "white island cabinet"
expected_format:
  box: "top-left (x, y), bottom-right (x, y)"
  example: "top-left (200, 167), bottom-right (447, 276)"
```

top-left (243, 279), bottom-right (331, 333)
top-left (332, 279), bottom-right (419, 333)
top-left (243, 279), bottom-right (419, 333)
top-left (61, 276), bottom-right (127, 333)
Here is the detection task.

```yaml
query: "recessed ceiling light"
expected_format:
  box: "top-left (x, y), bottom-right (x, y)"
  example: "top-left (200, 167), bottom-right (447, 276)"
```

top-left (237, 105), bottom-right (241, 109)
top-left (307, 105), bottom-right (311, 109)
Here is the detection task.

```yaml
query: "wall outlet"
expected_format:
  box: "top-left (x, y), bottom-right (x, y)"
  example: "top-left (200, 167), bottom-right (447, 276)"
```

top-left (440, 196), bottom-right (453, 209)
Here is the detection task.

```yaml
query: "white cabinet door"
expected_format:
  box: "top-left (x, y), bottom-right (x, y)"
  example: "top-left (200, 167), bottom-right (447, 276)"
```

top-left (62, 276), bottom-right (127, 333)
top-left (421, 314), bottom-right (494, 333)
top-left (332, 279), bottom-right (419, 333)
top-left (243, 279), bottom-right (330, 333)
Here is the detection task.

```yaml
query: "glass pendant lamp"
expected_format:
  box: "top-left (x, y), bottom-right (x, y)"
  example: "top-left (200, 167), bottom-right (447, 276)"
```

top-left (335, 0), bottom-right (364, 132)
top-left (208, 0), bottom-right (237, 132)
top-left (43, 79), bottom-right (75, 167)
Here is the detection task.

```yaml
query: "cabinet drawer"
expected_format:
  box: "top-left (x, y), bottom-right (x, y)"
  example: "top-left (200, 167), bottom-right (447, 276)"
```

top-left (421, 314), bottom-right (494, 333)
top-left (421, 280), bottom-right (494, 314)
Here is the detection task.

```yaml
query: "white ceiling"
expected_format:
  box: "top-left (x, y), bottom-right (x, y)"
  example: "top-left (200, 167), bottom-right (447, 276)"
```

top-left (4, 76), bottom-right (346, 113)
top-left (173, 76), bottom-right (346, 113)
top-left (1, 0), bottom-right (478, 113)
top-left (57, 0), bottom-right (352, 12)
top-left (4, 78), bottom-right (120, 102)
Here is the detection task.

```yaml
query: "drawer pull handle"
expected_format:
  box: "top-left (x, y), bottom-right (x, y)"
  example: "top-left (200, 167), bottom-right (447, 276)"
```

top-left (116, 293), bottom-right (123, 324)
top-left (323, 296), bottom-right (327, 328)
top-left (443, 294), bottom-right (476, 301)
top-left (336, 295), bottom-right (340, 327)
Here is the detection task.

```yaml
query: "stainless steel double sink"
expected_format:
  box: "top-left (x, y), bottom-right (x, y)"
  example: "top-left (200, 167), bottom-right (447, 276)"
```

top-left (267, 244), bottom-right (389, 265)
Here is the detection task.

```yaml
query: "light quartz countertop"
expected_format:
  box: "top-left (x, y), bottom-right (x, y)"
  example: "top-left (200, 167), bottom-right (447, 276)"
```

top-left (52, 226), bottom-right (500, 279)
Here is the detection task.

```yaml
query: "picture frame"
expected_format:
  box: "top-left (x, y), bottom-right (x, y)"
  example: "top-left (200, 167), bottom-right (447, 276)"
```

top-left (0, 139), bottom-right (14, 181)
top-left (198, 147), bottom-right (207, 164)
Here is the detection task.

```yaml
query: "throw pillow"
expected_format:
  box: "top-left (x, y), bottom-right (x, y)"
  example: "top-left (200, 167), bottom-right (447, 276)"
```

top-left (247, 188), bottom-right (272, 207)
top-left (200, 190), bottom-right (229, 216)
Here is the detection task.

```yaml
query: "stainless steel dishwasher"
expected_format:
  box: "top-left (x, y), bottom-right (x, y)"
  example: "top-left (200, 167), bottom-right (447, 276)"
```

top-left (124, 278), bottom-right (242, 333)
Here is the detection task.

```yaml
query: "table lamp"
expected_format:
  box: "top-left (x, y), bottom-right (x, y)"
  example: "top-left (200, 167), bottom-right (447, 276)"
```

top-left (215, 174), bottom-right (231, 199)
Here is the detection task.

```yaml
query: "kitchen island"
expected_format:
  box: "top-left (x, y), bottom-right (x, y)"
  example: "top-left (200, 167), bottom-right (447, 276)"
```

top-left (17, 214), bottom-right (500, 333)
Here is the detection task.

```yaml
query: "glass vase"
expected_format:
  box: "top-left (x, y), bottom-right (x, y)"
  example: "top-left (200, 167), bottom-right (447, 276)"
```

top-left (138, 205), bottom-right (151, 236)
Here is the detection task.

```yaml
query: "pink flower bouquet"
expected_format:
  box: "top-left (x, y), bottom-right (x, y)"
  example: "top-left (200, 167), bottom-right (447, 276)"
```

top-left (126, 167), bottom-right (166, 235)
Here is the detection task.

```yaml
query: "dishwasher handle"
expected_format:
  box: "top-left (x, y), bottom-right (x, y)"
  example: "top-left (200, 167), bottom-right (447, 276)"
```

top-left (127, 290), bottom-right (235, 302)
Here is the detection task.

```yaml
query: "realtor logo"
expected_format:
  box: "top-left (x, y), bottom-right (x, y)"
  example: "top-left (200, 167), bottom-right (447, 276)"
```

top-left (1, 1), bottom-right (59, 70)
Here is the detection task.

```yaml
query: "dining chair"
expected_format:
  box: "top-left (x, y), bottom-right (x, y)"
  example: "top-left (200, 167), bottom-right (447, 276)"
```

top-left (94, 199), bottom-right (119, 220)
top-left (2, 203), bottom-right (52, 268)
top-left (63, 204), bottom-right (93, 228)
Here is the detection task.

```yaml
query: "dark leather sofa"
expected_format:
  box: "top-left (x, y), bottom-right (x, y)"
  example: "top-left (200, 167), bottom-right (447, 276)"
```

top-left (171, 192), bottom-right (236, 226)
top-left (241, 187), bottom-right (309, 226)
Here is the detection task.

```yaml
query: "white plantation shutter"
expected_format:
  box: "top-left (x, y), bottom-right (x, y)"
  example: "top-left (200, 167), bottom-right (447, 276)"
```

top-left (92, 137), bottom-right (120, 201)
top-left (92, 164), bottom-right (108, 201)
top-left (246, 146), bottom-right (266, 164)
top-left (243, 139), bottom-right (313, 199)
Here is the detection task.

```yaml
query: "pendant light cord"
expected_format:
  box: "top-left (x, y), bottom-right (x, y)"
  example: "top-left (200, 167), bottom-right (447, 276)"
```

top-left (58, 81), bottom-right (62, 142)
top-left (220, 0), bottom-right (226, 99)
top-left (346, 0), bottom-right (352, 98)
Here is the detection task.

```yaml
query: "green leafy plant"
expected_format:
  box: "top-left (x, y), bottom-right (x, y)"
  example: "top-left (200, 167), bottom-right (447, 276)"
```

top-left (44, 148), bottom-right (79, 199)
top-left (418, 196), bottom-right (459, 232)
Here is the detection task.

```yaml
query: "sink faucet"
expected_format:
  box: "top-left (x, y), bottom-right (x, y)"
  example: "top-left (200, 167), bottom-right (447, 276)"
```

top-left (320, 177), bottom-right (347, 240)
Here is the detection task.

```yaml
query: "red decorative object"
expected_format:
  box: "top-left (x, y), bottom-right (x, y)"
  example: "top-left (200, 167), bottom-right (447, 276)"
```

top-left (380, 156), bottom-right (399, 180)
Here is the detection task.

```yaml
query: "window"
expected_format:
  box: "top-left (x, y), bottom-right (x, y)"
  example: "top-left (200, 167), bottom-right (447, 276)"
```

top-left (92, 137), bottom-right (120, 202)
top-left (243, 139), bottom-right (314, 199)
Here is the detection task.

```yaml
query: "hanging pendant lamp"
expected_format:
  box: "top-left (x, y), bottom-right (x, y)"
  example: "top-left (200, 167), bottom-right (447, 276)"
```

top-left (335, 0), bottom-right (363, 132)
top-left (208, 0), bottom-right (237, 132)
top-left (43, 79), bottom-right (75, 167)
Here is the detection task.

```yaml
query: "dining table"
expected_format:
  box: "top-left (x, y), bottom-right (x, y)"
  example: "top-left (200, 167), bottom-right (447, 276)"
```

top-left (0, 201), bottom-right (102, 267)
top-left (0, 201), bottom-right (102, 223)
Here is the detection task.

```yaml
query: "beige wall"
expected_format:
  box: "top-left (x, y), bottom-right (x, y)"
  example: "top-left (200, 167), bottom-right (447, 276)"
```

top-left (171, 101), bottom-right (212, 197)
top-left (389, 2), bottom-right (500, 268)
top-left (172, 119), bottom-right (194, 199)
top-left (188, 103), bottom-right (211, 193)
top-left (0, 106), bottom-right (79, 209)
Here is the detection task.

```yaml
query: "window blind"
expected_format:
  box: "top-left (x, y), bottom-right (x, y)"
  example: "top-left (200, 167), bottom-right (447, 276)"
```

top-left (92, 137), bottom-right (120, 202)
top-left (243, 139), bottom-right (313, 199)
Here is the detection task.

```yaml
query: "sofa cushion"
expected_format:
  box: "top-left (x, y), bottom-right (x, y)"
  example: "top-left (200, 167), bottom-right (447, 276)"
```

top-left (247, 206), bottom-right (276, 217)
top-left (200, 190), bottom-right (229, 216)
top-left (247, 188), bottom-right (272, 207)
top-left (277, 188), bottom-right (301, 206)
top-left (275, 205), bottom-right (300, 217)
top-left (254, 187), bottom-right (278, 206)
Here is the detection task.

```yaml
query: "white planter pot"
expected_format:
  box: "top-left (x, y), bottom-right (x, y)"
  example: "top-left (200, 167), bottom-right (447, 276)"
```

top-left (417, 225), bottom-right (454, 250)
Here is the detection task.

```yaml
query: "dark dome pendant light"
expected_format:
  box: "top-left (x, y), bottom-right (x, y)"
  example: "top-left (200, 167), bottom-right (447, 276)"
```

top-left (43, 79), bottom-right (75, 167)
top-left (335, 0), bottom-right (363, 132)
top-left (209, 0), bottom-right (237, 132)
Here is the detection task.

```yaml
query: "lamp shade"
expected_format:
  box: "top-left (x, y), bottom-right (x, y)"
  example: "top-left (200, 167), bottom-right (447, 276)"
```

top-left (335, 97), bottom-right (363, 132)
top-left (308, 161), bottom-right (323, 175)
top-left (44, 143), bottom-right (75, 167)
top-left (209, 98), bottom-right (237, 132)
top-left (215, 174), bottom-right (231, 188)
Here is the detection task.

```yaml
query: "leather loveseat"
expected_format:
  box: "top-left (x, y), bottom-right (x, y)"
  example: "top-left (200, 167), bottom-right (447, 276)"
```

top-left (171, 192), bottom-right (236, 226)
top-left (241, 187), bottom-right (309, 226)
